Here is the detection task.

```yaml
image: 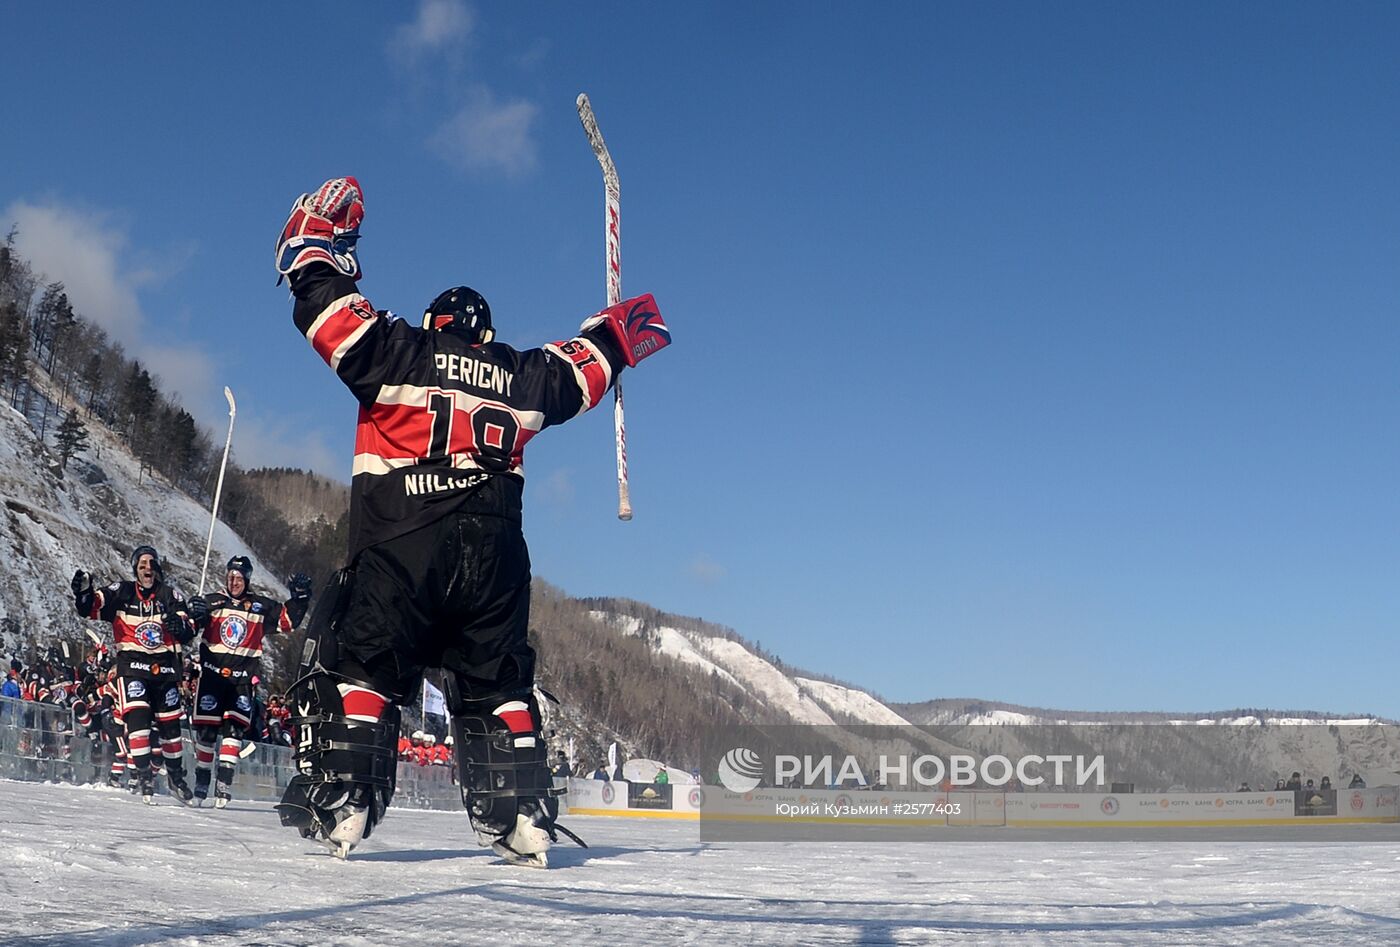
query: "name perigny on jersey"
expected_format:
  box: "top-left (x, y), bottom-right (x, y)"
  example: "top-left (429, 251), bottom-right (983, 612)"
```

top-left (433, 353), bottom-right (514, 397)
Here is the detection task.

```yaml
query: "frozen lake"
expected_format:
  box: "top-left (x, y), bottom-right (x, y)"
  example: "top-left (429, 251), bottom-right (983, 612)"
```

top-left (3, 778), bottom-right (1400, 945)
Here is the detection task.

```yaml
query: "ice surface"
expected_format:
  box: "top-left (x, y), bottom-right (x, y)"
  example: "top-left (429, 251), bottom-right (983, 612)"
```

top-left (4, 779), bottom-right (1400, 945)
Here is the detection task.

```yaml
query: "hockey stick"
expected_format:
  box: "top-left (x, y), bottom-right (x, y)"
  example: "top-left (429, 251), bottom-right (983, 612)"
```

top-left (576, 93), bottom-right (632, 521)
top-left (199, 387), bottom-right (237, 594)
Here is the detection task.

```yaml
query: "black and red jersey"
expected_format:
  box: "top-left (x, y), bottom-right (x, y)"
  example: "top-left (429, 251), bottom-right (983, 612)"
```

top-left (197, 590), bottom-right (304, 676)
top-left (86, 580), bottom-right (187, 678)
top-left (291, 266), bottom-right (625, 559)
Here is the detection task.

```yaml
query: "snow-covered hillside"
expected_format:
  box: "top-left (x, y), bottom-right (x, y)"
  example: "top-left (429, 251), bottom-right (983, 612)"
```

top-left (591, 611), bottom-right (913, 729)
top-left (585, 610), bottom-right (1400, 791)
top-left (0, 398), bottom-right (281, 656)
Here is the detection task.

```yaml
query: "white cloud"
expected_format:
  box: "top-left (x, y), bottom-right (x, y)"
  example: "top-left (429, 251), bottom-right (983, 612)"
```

top-left (537, 467), bottom-right (576, 506)
top-left (5, 199), bottom-right (347, 482)
top-left (430, 86), bottom-right (539, 176)
top-left (689, 554), bottom-right (726, 584)
top-left (6, 201), bottom-right (146, 339)
top-left (232, 415), bottom-right (346, 481)
top-left (391, 0), bottom-right (473, 60)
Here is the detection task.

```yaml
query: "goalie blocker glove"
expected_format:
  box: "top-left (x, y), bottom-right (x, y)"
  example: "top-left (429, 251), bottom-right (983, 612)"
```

top-left (579, 294), bottom-right (670, 367)
top-left (276, 176), bottom-right (365, 283)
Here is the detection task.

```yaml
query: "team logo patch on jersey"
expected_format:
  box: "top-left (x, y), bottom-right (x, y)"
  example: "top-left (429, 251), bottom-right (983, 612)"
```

top-left (126, 680), bottom-right (147, 699)
top-left (220, 616), bottom-right (249, 649)
top-left (199, 694), bottom-right (218, 711)
top-left (164, 689), bottom-right (181, 708)
top-left (236, 695), bottom-right (252, 713)
top-left (134, 621), bottom-right (164, 649)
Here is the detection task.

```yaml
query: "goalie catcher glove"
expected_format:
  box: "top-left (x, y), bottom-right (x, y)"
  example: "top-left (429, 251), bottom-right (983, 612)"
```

top-left (580, 293), bottom-right (670, 367)
top-left (275, 176), bottom-right (365, 283)
top-left (71, 569), bottom-right (94, 616)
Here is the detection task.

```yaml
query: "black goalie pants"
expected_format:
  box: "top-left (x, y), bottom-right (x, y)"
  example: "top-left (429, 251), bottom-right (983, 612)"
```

top-left (336, 510), bottom-right (536, 708)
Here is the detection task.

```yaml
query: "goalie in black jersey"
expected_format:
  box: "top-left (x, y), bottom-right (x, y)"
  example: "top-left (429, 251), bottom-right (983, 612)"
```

top-left (273, 177), bottom-right (670, 863)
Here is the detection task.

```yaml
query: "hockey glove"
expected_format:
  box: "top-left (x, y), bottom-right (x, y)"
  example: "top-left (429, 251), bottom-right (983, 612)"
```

top-left (275, 176), bottom-right (365, 283)
top-left (187, 595), bottom-right (212, 630)
top-left (288, 573), bottom-right (312, 600)
top-left (580, 294), bottom-right (670, 367)
top-left (163, 609), bottom-right (194, 645)
top-left (71, 569), bottom-right (94, 616)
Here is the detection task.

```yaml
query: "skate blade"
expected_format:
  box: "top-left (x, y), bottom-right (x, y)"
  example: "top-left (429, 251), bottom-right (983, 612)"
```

top-left (323, 838), bottom-right (356, 859)
top-left (142, 795), bottom-right (155, 806)
top-left (492, 841), bottom-right (549, 869)
top-left (215, 797), bottom-right (229, 810)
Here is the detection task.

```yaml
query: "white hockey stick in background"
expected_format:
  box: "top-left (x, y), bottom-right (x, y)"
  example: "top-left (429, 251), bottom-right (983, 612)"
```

top-left (576, 93), bottom-right (632, 521)
top-left (199, 387), bottom-right (237, 593)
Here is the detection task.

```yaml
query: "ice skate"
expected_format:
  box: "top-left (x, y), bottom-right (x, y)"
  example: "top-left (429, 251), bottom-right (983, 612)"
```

top-left (325, 803), bottom-right (370, 859)
top-left (489, 799), bottom-right (554, 869)
top-left (214, 773), bottom-right (233, 810)
top-left (138, 771), bottom-right (155, 805)
top-left (166, 771), bottom-right (194, 806)
top-left (193, 768), bottom-right (211, 806)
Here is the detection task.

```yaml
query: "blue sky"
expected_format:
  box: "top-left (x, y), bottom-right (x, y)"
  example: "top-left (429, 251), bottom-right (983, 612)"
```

top-left (4, 2), bottom-right (1400, 715)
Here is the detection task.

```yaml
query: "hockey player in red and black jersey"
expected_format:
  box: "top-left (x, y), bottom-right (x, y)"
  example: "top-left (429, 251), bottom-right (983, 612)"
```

top-left (186, 556), bottom-right (310, 807)
top-left (273, 177), bottom-right (670, 863)
top-left (71, 545), bottom-right (197, 803)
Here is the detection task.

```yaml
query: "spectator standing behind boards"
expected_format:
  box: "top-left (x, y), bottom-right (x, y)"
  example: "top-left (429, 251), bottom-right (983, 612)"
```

top-left (592, 765), bottom-right (609, 781)
top-left (414, 734), bottom-right (437, 767)
top-left (550, 752), bottom-right (572, 779)
top-left (2, 661), bottom-right (20, 699)
top-left (654, 766), bottom-right (670, 785)
top-left (1319, 776), bottom-right (1332, 790)
top-left (1274, 779), bottom-right (1286, 791)
top-left (430, 734), bottom-right (452, 766)
top-left (1349, 773), bottom-right (1366, 789)
top-left (1236, 782), bottom-right (1251, 792)
top-left (1285, 772), bottom-right (1303, 791)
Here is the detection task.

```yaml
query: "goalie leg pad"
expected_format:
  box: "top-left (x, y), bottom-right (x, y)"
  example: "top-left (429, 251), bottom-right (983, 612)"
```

top-left (451, 691), bottom-right (559, 843)
top-left (278, 669), bottom-right (400, 845)
top-left (278, 577), bottom-right (400, 851)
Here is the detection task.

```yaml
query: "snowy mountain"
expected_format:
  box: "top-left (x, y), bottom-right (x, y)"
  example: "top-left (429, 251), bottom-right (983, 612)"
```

top-left (576, 608), bottom-right (1399, 790)
top-left (586, 609), bottom-right (911, 730)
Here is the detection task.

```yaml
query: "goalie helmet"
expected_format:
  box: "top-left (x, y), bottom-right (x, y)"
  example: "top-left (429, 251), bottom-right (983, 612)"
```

top-left (423, 286), bottom-right (493, 344)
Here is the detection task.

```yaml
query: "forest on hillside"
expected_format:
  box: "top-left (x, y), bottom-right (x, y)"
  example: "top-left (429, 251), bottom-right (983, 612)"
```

top-left (0, 234), bottom-right (347, 584)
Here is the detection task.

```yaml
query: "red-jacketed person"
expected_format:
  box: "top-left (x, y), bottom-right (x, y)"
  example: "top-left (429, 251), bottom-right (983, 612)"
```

top-left (273, 177), bottom-right (670, 864)
top-left (186, 557), bottom-right (311, 807)
top-left (72, 546), bottom-right (196, 804)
